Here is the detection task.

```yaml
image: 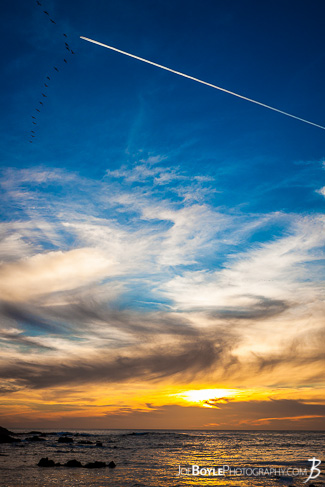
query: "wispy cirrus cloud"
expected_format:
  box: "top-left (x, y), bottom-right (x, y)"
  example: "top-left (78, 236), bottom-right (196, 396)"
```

top-left (163, 215), bottom-right (325, 309)
top-left (0, 162), bottom-right (324, 400)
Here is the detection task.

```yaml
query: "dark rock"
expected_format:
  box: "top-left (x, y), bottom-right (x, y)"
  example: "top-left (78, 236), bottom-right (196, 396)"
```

top-left (64, 459), bottom-right (82, 468)
top-left (0, 435), bottom-right (15, 443)
top-left (96, 441), bottom-right (103, 447)
top-left (58, 436), bottom-right (73, 443)
top-left (0, 426), bottom-right (21, 443)
top-left (29, 435), bottom-right (46, 442)
top-left (0, 426), bottom-right (14, 436)
top-left (84, 461), bottom-right (106, 469)
top-left (0, 435), bottom-right (21, 443)
top-left (38, 457), bottom-right (56, 467)
top-left (108, 461), bottom-right (116, 468)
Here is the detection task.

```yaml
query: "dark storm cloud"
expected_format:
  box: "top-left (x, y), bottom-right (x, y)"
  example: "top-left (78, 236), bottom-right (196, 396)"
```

top-left (0, 301), bottom-right (69, 335)
top-left (208, 296), bottom-right (289, 320)
top-left (204, 396), bottom-right (324, 415)
top-left (0, 331), bottom-right (55, 351)
top-left (218, 399), bottom-right (325, 427)
top-left (0, 290), bottom-right (324, 390)
top-left (0, 384), bottom-right (22, 394)
top-left (252, 327), bottom-right (325, 375)
top-left (0, 295), bottom-right (198, 339)
top-left (43, 298), bottom-right (199, 337)
top-left (255, 351), bottom-right (325, 374)
top-left (0, 337), bottom-right (235, 389)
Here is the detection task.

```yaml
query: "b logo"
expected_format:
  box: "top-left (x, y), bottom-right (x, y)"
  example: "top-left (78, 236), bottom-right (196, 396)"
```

top-left (304, 457), bottom-right (321, 483)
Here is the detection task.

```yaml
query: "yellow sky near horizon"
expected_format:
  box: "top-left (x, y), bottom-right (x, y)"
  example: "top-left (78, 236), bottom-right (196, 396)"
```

top-left (1, 378), bottom-right (324, 429)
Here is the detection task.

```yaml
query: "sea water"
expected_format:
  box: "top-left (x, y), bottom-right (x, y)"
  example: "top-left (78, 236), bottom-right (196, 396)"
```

top-left (0, 430), bottom-right (324, 486)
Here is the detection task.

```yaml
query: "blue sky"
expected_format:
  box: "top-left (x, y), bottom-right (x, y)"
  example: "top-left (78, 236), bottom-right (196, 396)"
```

top-left (0, 0), bottom-right (324, 428)
top-left (1, 1), bottom-right (325, 214)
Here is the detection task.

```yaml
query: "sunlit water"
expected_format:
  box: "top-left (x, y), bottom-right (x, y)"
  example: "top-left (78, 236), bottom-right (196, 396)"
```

top-left (0, 430), bottom-right (324, 486)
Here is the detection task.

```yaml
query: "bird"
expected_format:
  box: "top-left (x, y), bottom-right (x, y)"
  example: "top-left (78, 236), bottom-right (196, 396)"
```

top-left (65, 42), bottom-right (69, 47)
top-left (71, 50), bottom-right (75, 54)
top-left (29, 141), bottom-right (33, 143)
top-left (42, 93), bottom-right (47, 97)
top-left (32, 116), bottom-right (36, 119)
top-left (43, 10), bottom-right (49, 15)
top-left (50, 19), bottom-right (56, 24)
top-left (39, 101), bottom-right (43, 105)
top-left (31, 130), bottom-right (35, 133)
top-left (44, 83), bottom-right (48, 87)
top-left (63, 33), bottom-right (67, 37)
top-left (65, 46), bottom-right (70, 51)
top-left (64, 59), bottom-right (67, 63)
top-left (32, 121), bottom-right (37, 124)
top-left (36, 1), bottom-right (41, 5)
top-left (31, 135), bottom-right (35, 137)
top-left (46, 76), bottom-right (50, 80)
top-left (36, 108), bottom-right (40, 112)
top-left (54, 66), bottom-right (59, 72)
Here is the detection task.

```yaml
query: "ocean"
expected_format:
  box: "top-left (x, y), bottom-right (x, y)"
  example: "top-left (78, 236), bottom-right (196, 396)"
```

top-left (0, 430), bottom-right (324, 486)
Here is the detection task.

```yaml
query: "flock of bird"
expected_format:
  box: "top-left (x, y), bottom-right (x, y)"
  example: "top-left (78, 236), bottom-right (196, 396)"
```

top-left (29, 1), bottom-right (76, 143)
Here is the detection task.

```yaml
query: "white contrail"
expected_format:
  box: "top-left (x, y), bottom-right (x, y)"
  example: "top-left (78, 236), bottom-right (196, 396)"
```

top-left (80, 36), bottom-right (325, 131)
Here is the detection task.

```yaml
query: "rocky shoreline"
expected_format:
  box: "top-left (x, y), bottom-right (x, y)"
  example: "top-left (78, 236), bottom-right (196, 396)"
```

top-left (0, 425), bottom-right (117, 470)
top-left (38, 457), bottom-right (116, 468)
top-left (0, 426), bottom-right (21, 444)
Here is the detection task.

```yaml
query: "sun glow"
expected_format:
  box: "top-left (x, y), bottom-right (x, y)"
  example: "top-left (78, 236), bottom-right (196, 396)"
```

top-left (172, 388), bottom-right (239, 406)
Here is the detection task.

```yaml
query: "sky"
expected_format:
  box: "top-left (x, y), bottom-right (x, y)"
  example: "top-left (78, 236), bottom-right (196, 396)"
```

top-left (0, 0), bottom-right (324, 430)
